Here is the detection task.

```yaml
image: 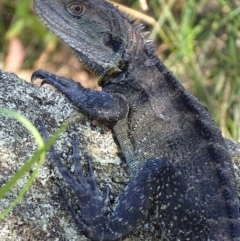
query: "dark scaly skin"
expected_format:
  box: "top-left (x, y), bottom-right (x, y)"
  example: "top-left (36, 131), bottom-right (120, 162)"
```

top-left (32, 0), bottom-right (240, 240)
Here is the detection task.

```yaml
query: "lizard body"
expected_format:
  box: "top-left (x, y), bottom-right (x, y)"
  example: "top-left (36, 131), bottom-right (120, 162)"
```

top-left (32, 0), bottom-right (240, 240)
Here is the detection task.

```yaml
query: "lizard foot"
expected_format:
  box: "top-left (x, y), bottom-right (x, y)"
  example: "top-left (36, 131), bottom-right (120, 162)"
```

top-left (36, 120), bottom-right (111, 237)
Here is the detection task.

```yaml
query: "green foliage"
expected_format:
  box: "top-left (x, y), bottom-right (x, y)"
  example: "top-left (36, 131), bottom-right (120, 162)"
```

top-left (0, 0), bottom-right (56, 67)
top-left (2, 0), bottom-right (51, 38)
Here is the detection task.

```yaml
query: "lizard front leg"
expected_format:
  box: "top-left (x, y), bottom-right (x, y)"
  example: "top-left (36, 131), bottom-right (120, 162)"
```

top-left (31, 69), bottom-right (128, 122)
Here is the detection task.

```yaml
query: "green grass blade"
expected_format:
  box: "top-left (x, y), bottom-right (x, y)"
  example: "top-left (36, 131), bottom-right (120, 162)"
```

top-left (0, 109), bottom-right (69, 219)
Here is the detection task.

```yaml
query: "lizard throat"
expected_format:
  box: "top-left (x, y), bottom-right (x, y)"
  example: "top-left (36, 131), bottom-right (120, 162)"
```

top-left (74, 49), bottom-right (125, 86)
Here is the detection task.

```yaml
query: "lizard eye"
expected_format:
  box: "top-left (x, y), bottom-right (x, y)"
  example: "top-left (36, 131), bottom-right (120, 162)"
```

top-left (68, 3), bottom-right (86, 16)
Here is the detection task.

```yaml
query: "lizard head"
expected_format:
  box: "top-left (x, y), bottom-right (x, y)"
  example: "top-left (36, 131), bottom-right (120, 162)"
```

top-left (33, 0), bottom-right (140, 85)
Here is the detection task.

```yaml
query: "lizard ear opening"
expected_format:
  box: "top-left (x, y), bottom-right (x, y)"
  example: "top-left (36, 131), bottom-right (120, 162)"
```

top-left (102, 32), bottom-right (122, 53)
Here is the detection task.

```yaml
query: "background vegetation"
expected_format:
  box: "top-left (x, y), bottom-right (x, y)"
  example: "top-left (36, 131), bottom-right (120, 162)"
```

top-left (0, 0), bottom-right (239, 140)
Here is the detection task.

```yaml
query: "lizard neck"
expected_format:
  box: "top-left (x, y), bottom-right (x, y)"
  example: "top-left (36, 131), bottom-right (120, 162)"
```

top-left (117, 45), bottom-right (174, 96)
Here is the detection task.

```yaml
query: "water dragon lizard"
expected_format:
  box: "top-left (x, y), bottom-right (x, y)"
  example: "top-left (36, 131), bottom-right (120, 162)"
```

top-left (31, 0), bottom-right (240, 240)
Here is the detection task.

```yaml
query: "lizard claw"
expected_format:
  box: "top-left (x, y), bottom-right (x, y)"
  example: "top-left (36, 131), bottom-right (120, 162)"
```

top-left (31, 69), bottom-right (53, 83)
top-left (31, 69), bottom-right (84, 96)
